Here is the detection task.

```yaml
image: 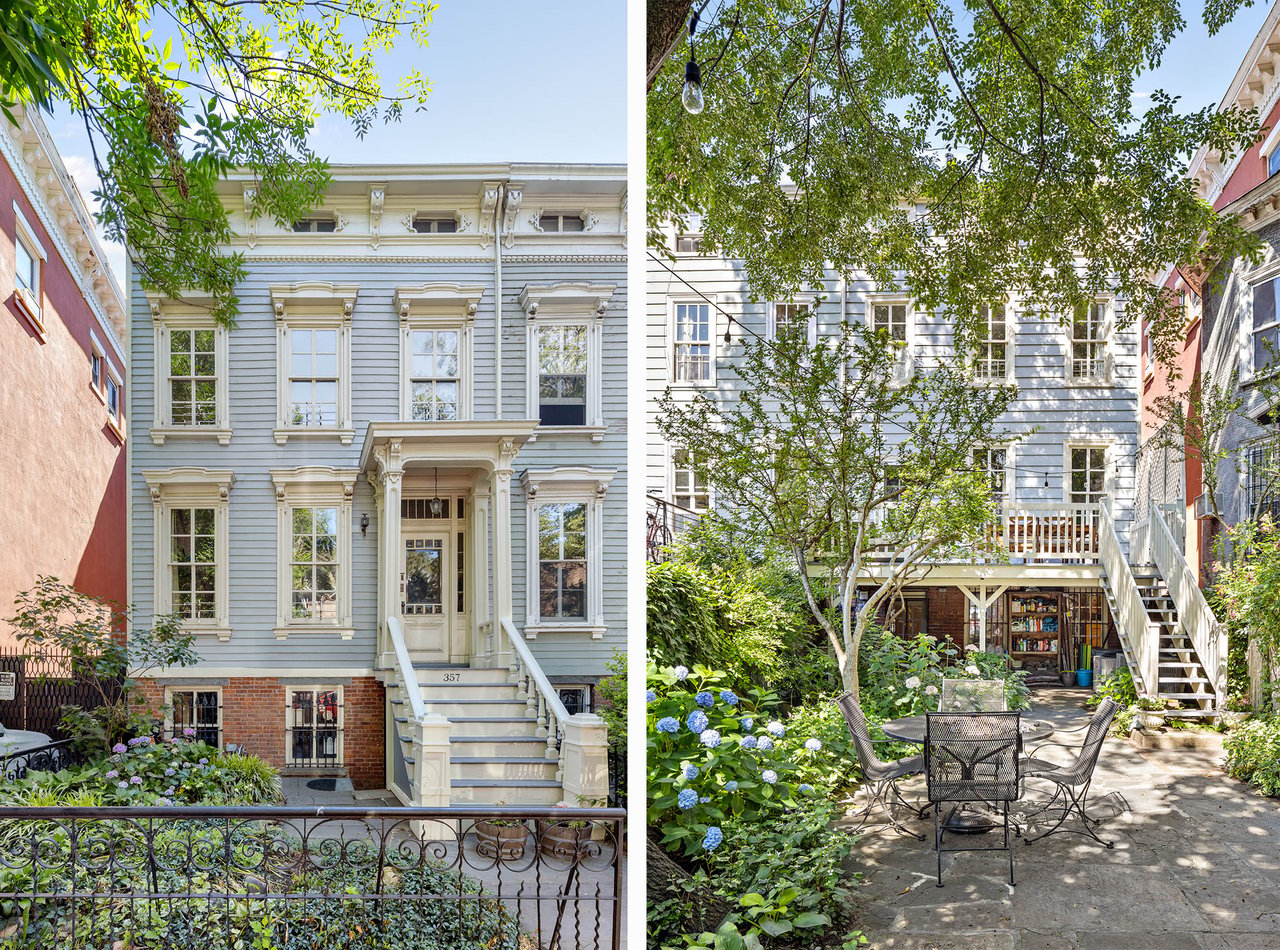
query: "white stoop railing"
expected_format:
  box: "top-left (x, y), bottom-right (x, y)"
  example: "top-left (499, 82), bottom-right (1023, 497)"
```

top-left (386, 616), bottom-right (451, 807)
top-left (498, 617), bottom-right (610, 805)
top-left (1150, 506), bottom-right (1227, 703)
top-left (1099, 508), bottom-right (1160, 697)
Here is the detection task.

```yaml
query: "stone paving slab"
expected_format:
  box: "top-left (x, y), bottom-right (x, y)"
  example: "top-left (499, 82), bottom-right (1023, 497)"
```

top-left (846, 688), bottom-right (1280, 950)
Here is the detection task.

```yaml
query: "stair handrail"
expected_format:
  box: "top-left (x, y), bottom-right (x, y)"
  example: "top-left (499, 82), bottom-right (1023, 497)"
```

top-left (1098, 507), bottom-right (1160, 697)
top-left (498, 616), bottom-right (571, 768)
top-left (1150, 506), bottom-right (1226, 703)
top-left (386, 615), bottom-right (427, 721)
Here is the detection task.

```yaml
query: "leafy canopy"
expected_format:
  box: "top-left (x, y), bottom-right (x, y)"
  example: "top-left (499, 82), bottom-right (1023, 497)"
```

top-left (0, 0), bottom-right (434, 327)
top-left (648, 0), bottom-right (1263, 346)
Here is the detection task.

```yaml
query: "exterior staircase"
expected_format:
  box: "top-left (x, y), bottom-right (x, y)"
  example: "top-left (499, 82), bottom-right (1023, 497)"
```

top-left (387, 665), bottom-right (564, 806)
top-left (1129, 570), bottom-right (1216, 717)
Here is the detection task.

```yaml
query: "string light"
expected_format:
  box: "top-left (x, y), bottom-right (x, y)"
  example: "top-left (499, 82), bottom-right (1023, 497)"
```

top-left (682, 12), bottom-right (705, 115)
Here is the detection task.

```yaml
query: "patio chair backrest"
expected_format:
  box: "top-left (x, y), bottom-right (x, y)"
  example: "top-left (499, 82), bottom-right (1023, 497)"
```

top-left (1059, 696), bottom-right (1118, 786)
top-left (939, 678), bottom-right (1008, 712)
top-left (835, 693), bottom-right (892, 778)
top-left (924, 711), bottom-right (1022, 804)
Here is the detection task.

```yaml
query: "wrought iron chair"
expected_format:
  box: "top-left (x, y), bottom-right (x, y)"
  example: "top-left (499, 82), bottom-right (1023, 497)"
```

top-left (939, 678), bottom-right (1008, 712)
top-left (1021, 696), bottom-right (1119, 848)
top-left (835, 693), bottom-right (929, 840)
top-left (925, 711), bottom-right (1022, 886)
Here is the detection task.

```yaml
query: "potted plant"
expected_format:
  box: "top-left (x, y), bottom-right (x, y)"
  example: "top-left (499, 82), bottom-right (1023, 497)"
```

top-left (536, 799), bottom-right (602, 857)
top-left (1219, 693), bottom-right (1252, 728)
top-left (474, 803), bottom-right (530, 860)
top-left (1135, 696), bottom-right (1167, 730)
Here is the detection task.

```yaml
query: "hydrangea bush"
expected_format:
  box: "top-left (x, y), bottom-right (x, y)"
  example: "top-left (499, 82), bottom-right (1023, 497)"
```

top-left (648, 660), bottom-right (817, 858)
top-left (861, 632), bottom-right (1030, 718)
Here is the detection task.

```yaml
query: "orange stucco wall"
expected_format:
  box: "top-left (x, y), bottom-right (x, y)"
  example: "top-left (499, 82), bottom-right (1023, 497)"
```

top-left (0, 151), bottom-right (126, 639)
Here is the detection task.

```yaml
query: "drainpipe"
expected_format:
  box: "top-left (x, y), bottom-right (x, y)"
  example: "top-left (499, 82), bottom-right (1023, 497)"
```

top-left (494, 182), bottom-right (505, 420)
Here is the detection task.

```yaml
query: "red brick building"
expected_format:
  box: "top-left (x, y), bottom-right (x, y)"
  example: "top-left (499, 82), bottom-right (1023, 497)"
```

top-left (0, 105), bottom-right (128, 630)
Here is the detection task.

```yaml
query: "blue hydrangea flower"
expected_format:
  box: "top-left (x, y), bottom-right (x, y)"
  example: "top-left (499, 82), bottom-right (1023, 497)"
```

top-left (111, 743), bottom-right (127, 755)
top-left (699, 729), bottom-right (722, 748)
top-left (767, 721), bottom-right (786, 738)
top-left (724, 780), bottom-right (739, 792)
top-left (719, 690), bottom-right (738, 705)
top-left (673, 666), bottom-right (689, 681)
top-left (677, 789), bottom-right (698, 810)
top-left (762, 769), bottom-right (778, 785)
top-left (116, 781), bottom-right (128, 789)
top-left (805, 738), bottom-right (823, 751)
top-left (129, 776), bottom-right (143, 786)
top-left (699, 795), bottom-right (710, 803)
top-left (683, 764), bottom-right (700, 780)
top-left (741, 717), bottom-right (754, 730)
top-left (741, 736), bottom-right (758, 750)
top-left (695, 691), bottom-right (715, 708)
top-left (799, 783), bottom-right (815, 793)
top-left (702, 826), bottom-right (724, 851)
top-left (645, 690), bottom-right (657, 703)
top-left (686, 710), bottom-right (709, 733)
top-left (757, 736), bottom-right (774, 751)
top-left (104, 770), bottom-right (118, 779)
top-left (656, 717), bottom-right (679, 734)
top-left (164, 767), bottom-right (176, 776)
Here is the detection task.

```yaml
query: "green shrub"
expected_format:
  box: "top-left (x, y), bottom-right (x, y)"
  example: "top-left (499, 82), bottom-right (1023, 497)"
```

top-left (1087, 666), bottom-right (1137, 711)
top-left (1225, 716), bottom-right (1280, 797)
top-left (597, 649), bottom-right (627, 751)
top-left (860, 632), bottom-right (1029, 720)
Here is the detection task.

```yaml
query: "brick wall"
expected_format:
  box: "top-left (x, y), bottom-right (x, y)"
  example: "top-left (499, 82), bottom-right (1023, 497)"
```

top-left (927, 588), bottom-right (966, 652)
top-left (134, 676), bottom-right (386, 791)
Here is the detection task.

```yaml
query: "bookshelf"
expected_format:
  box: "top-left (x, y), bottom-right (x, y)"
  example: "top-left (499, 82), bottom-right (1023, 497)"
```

top-left (1008, 592), bottom-right (1061, 659)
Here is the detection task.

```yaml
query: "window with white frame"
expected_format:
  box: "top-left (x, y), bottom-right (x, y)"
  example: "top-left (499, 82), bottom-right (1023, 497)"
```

top-left (1068, 446), bottom-right (1107, 504)
top-left (167, 688), bottom-right (222, 745)
top-left (973, 304), bottom-right (1010, 380)
top-left (973, 446), bottom-right (1009, 503)
top-left (673, 302), bottom-right (712, 383)
top-left (870, 301), bottom-right (909, 344)
top-left (409, 328), bottom-right (461, 421)
top-left (522, 468), bottom-right (613, 637)
top-left (672, 448), bottom-right (710, 512)
top-left (271, 284), bottom-right (355, 444)
top-left (520, 282), bottom-right (610, 431)
top-left (12, 206), bottom-right (43, 332)
top-left (675, 234), bottom-right (703, 253)
top-left (536, 325), bottom-right (588, 425)
top-left (287, 329), bottom-right (339, 426)
top-left (292, 215), bottom-right (336, 233)
top-left (270, 468), bottom-right (356, 638)
top-left (557, 685), bottom-right (593, 715)
top-left (412, 214), bottom-right (457, 233)
top-left (537, 212), bottom-right (585, 232)
top-left (1248, 440), bottom-right (1280, 521)
top-left (1070, 301), bottom-right (1109, 379)
top-left (287, 687), bottom-right (342, 766)
top-left (106, 370), bottom-right (122, 427)
top-left (150, 302), bottom-right (231, 445)
top-left (1253, 275), bottom-right (1280, 376)
top-left (91, 349), bottom-right (103, 391)
top-left (143, 469), bottom-right (233, 639)
top-left (770, 302), bottom-right (814, 343)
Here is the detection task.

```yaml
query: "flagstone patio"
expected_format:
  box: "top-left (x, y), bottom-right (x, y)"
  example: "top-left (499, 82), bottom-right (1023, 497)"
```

top-left (844, 688), bottom-right (1280, 949)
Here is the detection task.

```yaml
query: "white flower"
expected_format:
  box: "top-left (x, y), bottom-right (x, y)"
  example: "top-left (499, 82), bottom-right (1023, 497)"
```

top-left (904, 676), bottom-right (921, 689)
top-left (925, 685), bottom-right (938, 696)
top-left (965, 665), bottom-right (981, 676)
top-left (965, 643), bottom-right (979, 652)
top-left (804, 738), bottom-right (822, 751)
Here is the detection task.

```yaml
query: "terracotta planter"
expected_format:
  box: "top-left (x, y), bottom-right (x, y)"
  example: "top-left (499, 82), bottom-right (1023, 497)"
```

top-left (474, 820), bottom-right (529, 860)
top-left (536, 818), bottom-right (592, 858)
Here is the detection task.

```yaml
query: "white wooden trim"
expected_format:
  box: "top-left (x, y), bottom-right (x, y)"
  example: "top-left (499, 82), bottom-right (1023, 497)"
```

top-left (283, 684), bottom-right (345, 766)
top-left (270, 288), bottom-right (355, 444)
top-left (1063, 296), bottom-right (1116, 385)
top-left (668, 296), bottom-right (717, 387)
top-left (767, 298), bottom-right (819, 345)
top-left (11, 202), bottom-right (46, 338)
top-left (148, 298), bottom-right (231, 445)
top-left (163, 685), bottom-right (223, 747)
top-left (398, 316), bottom-right (473, 422)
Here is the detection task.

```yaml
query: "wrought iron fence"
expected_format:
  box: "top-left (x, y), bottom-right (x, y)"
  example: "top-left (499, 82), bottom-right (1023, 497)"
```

top-left (0, 647), bottom-right (119, 739)
top-left (0, 804), bottom-right (624, 949)
top-left (0, 738), bottom-right (87, 781)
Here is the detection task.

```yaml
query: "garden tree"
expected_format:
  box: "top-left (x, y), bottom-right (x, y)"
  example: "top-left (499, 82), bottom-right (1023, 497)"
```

top-left (7, 576), bottom-right (198, 752)
top-left (1211, 520), bottom-right (1280, 709)
top-left (647, 0), bottom-right (1262, 352)
top-left (0, 0), bottom-right (432, 327)
top-left (657, 323), bottom-right (1016, 699)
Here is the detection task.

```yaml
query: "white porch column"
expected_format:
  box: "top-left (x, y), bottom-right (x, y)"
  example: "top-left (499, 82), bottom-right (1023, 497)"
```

top-left (559, 713), bottom-right (610, 805)
top-left (370, 475), bottom-right (388, 665)
top-left (376, 440), bottom-right (404, 667)
top-left (492, 438), bottom-right (517, 668)
top-left (471, 479), bottom-right (492, 664)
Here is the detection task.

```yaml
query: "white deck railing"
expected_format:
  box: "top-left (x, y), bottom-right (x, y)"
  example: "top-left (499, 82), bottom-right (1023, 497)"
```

top-left (1099, 508), bottom-right (1160, 696)
top-left (499, 617), bottom-right (569, 773)
top-left (1150, 505), bottom-right (1226, 703)
top-left (866, 502), bottom-right (1104, 565)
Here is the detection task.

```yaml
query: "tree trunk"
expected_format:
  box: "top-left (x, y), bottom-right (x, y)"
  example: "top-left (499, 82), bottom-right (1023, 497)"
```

top-left (648, 0), bottom-right (693, 88)
top-left (646, 831), bottom-right (732, 933)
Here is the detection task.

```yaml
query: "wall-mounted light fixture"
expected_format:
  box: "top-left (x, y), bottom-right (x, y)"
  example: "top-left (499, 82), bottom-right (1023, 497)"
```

top-left (360, 512), bottom-right (370, 537)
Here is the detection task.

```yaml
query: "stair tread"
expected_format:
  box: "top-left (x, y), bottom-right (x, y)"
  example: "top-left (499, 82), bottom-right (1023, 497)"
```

top-left (445, 716), bottom-right (537, 723)
top-left (430, 698), bottom-right (527, 705)
top-left (452, 735), bottom-right (545, 743)
top-left (452, 756), bottom-right (557, 764)
top-left (451, 778), bottom-right (562, 787)
top-left (420, 682), bottom-right (516, 689)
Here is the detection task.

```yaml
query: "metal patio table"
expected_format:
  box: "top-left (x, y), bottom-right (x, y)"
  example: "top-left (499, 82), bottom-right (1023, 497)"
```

top-left (881, 714), bottom-right (1054, 834)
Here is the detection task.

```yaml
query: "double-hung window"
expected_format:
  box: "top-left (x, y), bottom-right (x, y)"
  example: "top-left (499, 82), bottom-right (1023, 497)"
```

top-left (868, 297), bottom-right (913, 383)
top-left (673, 302), bottom-right (712, 384)
top-left (770, 302), bottom-right (814, 344)
top-left (1253, 275), bottom-right (1280, 377)
top-left (11, 206), bottom-right (44, 334)
top-left (1248, 441), bottom-right (1280, 521)
top-left (271, 468), bottom-right (356, 639)
top-left (973, 446), bottom-right (1009, 503)
top-left (150, 301), bottom-right (230, 445)
top-left (522, 468), bottom-right (614, 637)
top-left (170, 329), bottom-right (217, 425)
top-left (168, 688), bottom-right (222, 746)
top-left (672, 448), bottom-right (710, 512)
top-left (409, 329), bottom-right (460, 421)
top-left (396, 283), bottom-right (481, 423)
top-left (871, 302), bottom-right (909, 343)
top-left (520, 282), bottom-right (611, 432)
top-left (1070, 301), bottom-right (1110, 380)
top-left (536, 325), bottom-right (588, 425)
top-left (271, 284), bottom-right (356, 444)
top-left (1068, 446), bottom-right (1107, 505)
top-left (143, 469), bottom-right (233, 639)
top-left (974, 304), bottom-right (1010, 381)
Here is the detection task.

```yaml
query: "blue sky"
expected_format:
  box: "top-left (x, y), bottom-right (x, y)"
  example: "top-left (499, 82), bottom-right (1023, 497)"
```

top-left (43, 0), bottom-right (1273, 283)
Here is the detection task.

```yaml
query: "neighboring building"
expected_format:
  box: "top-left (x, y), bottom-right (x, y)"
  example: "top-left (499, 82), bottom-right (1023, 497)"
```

top-left (131, 165), bottom-right (626, 805)
top-left (0, 104), bottom-right (128, 632)
top-left (648, 222), bottom-right (1225, 713)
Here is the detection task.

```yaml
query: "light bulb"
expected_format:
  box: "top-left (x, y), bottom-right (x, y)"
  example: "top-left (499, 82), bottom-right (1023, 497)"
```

top-left (682, 59), bottom-right (704, 115)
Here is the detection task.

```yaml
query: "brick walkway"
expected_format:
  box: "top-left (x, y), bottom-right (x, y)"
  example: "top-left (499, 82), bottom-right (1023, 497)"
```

top-left (844, 688), bottom-right (1280, 949)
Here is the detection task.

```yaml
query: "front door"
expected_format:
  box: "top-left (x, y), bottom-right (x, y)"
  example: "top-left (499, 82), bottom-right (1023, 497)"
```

top-left (401, 531), bottom-right (451, 660)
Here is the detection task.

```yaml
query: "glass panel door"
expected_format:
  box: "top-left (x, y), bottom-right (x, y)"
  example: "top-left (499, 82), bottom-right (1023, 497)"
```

top-left (404, 537), bottom-right (444, 615)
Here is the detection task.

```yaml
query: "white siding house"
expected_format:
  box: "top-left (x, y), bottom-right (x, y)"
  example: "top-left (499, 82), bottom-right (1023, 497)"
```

top-left (131, 165), bottom-right (626, 806)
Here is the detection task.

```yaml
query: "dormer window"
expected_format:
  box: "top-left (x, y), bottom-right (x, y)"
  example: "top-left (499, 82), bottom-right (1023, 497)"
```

top-left (292, 215), bottom-right (336, 233)
top-left (538, 213), bottom-right (585, 232)
top-left (412, 215), bottom-right (458, 234)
